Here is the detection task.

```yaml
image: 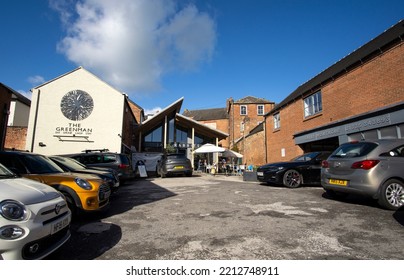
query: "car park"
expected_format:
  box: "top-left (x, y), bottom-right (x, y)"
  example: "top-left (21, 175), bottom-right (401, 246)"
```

top-left (156, 153), bottom-right (193, 178)
top-left (256, 151), bottom-right (331, 188)
top-left (49, 155), bottom-right (120, 192)
top-left (321, 139), bottom-right (404, 210)
top-left (63, 149), bottom-right (135, 184)
top-left (0, 163), bottom-right (71, 260)
top-left (0, 151), bottom-right (111, 215)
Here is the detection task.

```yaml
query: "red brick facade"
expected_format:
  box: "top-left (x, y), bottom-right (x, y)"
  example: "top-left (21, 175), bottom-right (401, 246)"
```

top-left (5, 127), bottom-right (27, 151)
top-left (199, 118), bottom-right (229, 148)
top-left (265, 41), bottom-right (404, 163)
top-left (227, 97), bottom-right (274, 150)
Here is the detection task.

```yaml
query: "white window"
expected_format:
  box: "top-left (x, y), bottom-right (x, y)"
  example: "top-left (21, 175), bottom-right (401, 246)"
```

top-left (257, 105), bottom-right (264, 115)
top-left (240, 105), bottom-right (247, 115)
top-left (273, 113), bottom-right (280, 129)
top-left (304, 91), bottom-right (322, 118)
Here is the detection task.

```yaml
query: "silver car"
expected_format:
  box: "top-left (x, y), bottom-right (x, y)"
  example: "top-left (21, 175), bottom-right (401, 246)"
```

top-left (321, 139), bottom-right (404, 210)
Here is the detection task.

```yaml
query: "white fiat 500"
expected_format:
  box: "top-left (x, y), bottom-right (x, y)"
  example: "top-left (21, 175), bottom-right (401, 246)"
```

top-left (0, 163), bottom-right (71, 260)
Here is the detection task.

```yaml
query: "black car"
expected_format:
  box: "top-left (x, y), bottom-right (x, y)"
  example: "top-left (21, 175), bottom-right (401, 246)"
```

top-left (256, 151), bottom-right (331, 188)
top-left (49, 155), bottom-right (120, 192)
top-left (156, 153), bottom-right (193, 178)
top-left (63, 150), bottom-right (135, 184)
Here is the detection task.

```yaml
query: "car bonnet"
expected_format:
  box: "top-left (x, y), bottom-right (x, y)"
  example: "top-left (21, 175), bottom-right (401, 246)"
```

top-left (0, 177), bottom-right (61, 204)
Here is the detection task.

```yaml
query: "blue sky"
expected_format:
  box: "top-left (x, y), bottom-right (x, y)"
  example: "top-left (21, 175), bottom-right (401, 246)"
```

top-left (1, 0), bottom-right (403, 115)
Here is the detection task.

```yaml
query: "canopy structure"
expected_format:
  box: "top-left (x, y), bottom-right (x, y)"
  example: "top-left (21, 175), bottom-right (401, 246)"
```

top-left (222, 149), bottom-right (243, 158)
top-left (193, 143), bottom-right (225, 154)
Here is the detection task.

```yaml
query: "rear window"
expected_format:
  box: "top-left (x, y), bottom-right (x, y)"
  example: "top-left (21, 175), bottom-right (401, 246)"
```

top-left (103, 155), bottom-right (117, 163)
top-left (167, 154), bottom-right (186, 160)
top-left (330, 142), bottom-right (378, 158)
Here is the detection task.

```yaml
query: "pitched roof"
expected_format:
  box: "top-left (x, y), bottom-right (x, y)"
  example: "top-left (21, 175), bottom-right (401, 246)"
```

top-left (183, 107), bottom-right (228, 121)
top-left (234, 96), bottom-right (274, 104)
top-left (267, 19), bottom-right (404, 115)
top-left (0, 82), bottom-right (31, 106)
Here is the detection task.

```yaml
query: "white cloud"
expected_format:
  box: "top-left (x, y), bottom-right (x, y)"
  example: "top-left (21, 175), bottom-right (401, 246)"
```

top-left (144, 107), bottom-right (162, 116)
top-left (27, 75), bottom-right (46, 86)
top-left (53, 0), bottom-right (217, 96)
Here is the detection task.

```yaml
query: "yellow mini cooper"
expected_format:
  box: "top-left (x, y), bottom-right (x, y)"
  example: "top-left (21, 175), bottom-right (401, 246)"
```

top-left (0, 151), bottom-right (111, 215)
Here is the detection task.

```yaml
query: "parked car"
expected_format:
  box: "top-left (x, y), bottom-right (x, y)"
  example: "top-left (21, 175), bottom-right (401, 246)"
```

top-left (321, 139), bottom-right (404, 210)
top-left (49, 155), bottom-right (120, 192)
top-left (0, 163), bottom-right (71, 260)
top-left (156, 153), bottom-right (193, 178)
top-left (0, 151), bottom-right (111, 215)
top-left (256, 151), bottom-right (332, 188)
top-left (64, 149), bottom-right (134, 183)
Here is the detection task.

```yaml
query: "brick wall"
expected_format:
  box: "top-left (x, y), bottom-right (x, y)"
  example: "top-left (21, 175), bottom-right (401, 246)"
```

top-left (265, 42), bottom-right (404, 163)
top-left (230, 103), bottom-right (273, 146)
top-left (243, 130), bottom-right (266, 166)
top-left (199, 118), bottom-right (229, 148)
top-left (5, 127), bottom-right (27, 151)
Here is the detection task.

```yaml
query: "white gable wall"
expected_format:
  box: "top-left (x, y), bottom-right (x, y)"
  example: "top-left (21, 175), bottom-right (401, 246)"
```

top-left (26, 68), bottom-right (125, 155)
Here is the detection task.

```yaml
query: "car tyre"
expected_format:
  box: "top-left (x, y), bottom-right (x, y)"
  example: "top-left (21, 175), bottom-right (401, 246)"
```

top-left (378, 179), bottom-right (404, 210)
top-left (282, 169), bottom-right (302, 188)
top-left (64, 193), bottom-right (77, 216)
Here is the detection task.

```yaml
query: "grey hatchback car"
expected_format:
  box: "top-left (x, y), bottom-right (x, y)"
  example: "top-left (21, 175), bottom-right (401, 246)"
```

top-left (156, 153), bottom-right (193, 178)
top-left (321, 139), bottom-right (404, 210)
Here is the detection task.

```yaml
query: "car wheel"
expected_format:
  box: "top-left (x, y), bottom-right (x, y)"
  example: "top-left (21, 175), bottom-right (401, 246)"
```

top-left (378, 179), bottom-right (404, 210)
top-left (64, 193), bottom-right (77, 216)
top-left (282, 169), bottom-right (302, 188)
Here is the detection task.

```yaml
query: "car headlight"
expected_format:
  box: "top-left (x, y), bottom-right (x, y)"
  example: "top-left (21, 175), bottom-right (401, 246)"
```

top-left (74, 178), bottom-right (93, 190)
top-left (0, 200), bottom-right (27, 221)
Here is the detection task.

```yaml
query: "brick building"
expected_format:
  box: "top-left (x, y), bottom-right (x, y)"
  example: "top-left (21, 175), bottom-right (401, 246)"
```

top-left (264, 20), bottom-right (404, 163)
top-left (182, 107), bottom-right (229, 148)
top-left (183, 96), bottom-right (275, 160)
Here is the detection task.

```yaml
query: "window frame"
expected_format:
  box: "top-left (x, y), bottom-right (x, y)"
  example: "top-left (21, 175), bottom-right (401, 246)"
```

top-left (273, 112), bottom-right (280, 130)
top-left (303, 91), bottom-right (322, 118)
top-left (240, 105), bottom-right (247, 116)
top-left (257, 105), bottom-right (264, 116)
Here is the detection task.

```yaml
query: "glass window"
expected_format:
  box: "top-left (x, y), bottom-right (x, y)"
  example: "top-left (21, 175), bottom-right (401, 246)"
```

top-left (257, 105), bottom-right (264, 115)
top-left (144, 125), bottom-right (162, 142)
top-left (304, 91), bottom-right (322, 118)
top-left (240, 105), bottom-right (247, 115)
top-left (176, 126), bottom-right (188, 143)
top-left (273, 113), bottom-right (280, 129)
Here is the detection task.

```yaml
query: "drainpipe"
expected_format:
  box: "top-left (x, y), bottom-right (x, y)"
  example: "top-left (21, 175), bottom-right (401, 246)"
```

top-left (264, 118), bottom-right (267, 163)
top-left (30, 90), bottom-right (41, 152)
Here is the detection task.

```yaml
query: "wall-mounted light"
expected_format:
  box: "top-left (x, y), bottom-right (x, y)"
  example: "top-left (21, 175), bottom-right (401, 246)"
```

top-left (39, 142), bottom-right (46, 147)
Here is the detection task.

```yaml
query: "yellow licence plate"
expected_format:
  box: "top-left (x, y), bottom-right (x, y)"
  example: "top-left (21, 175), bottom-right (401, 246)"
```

top-left (174, 166), bottom-right (184, 169)
top-left (329, 179), bottom-right (348, 186)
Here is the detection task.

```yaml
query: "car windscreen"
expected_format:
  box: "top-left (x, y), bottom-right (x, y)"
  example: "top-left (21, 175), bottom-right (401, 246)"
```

top-left (0, 163), bottom-right (16, 177)
top-left (330, 142), bottom-right (378, 158)
top-left (292, 152), bottom-right (319, 162)
top-left (52, 156), bottom-right (86, 170)
top-left (22, 155), bottom-right (65, 174)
